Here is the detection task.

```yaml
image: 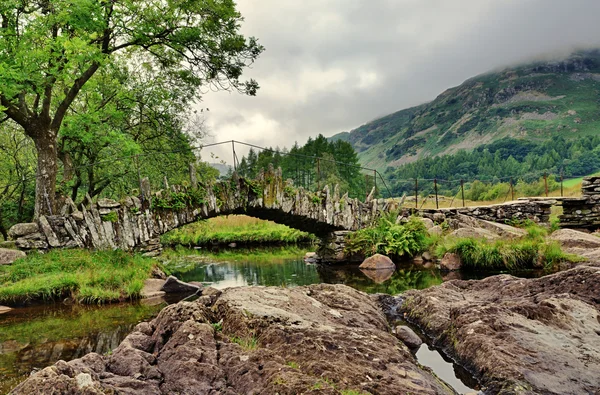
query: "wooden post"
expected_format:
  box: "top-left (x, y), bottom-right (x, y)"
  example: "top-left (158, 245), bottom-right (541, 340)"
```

top-left (544, 172), bottom-right (548, 197)
top-left (461, 179), bottom-right (465, 207)
top-left (231, 140), bottom-right (237, 172)
top-left (434, 178), bottom-right (439, 209)
top-left (560, 171), bottom-right (564, 197)
top-left (373, 170), bottom-right (377, 198)
top-left (510, 178), bottom-right (515, 201)
top-left (415, 178), bottom-right (418, 209)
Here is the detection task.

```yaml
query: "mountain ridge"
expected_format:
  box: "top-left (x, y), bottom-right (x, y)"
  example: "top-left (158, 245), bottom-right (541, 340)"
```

top-left (330, 50), bottom-right (600, 172)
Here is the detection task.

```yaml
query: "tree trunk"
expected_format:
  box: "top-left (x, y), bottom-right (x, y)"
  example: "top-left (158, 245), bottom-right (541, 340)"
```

top-left (32, 129), bottom-right (59, 218)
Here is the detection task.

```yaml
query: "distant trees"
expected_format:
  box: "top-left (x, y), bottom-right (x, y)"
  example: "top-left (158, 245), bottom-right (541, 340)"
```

top-left (236, 134), bottom-right (368, 198)
top-left (386, 136), bottom-right (600, 197)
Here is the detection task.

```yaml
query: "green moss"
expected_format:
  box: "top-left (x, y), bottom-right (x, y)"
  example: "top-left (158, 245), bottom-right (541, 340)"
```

top-left (100, 211), bottom-right (119, 223)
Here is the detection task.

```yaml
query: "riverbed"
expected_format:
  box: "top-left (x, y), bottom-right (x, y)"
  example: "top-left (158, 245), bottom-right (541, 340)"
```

top-left (0, 246), bottom-right (545, 393)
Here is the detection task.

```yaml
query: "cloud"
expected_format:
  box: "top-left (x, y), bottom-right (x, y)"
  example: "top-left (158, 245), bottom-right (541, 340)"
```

top-left (199, 0), bottom-right (600, 164)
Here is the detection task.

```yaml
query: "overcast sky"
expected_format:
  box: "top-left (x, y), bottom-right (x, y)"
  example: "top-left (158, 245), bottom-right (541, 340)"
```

top-left (199, 0), bottom-right (600, 163)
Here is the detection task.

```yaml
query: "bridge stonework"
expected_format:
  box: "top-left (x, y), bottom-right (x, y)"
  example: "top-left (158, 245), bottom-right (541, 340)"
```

top-left (8, 166), bottom-right (399, 254)
top-left (8, 165), bottom-right (557, 256)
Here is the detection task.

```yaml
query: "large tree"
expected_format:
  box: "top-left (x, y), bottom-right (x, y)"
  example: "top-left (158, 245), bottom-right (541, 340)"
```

top-left (0, 0), bottom-right (263, 217)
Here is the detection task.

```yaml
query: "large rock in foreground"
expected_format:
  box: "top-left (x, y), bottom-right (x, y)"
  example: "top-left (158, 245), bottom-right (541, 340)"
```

top-left (11, 284), bottom-right (454, 395)
top-left (399, 266), bottom-right (600, 394)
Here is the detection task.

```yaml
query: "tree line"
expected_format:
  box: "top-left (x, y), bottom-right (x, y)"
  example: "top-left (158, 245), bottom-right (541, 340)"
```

top-left (386, 136), bottom-right (600, 198)
top-left (235, 134), bottom-right (372, 199)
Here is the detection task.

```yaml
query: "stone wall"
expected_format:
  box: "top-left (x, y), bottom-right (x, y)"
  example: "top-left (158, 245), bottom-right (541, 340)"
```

top-left (8, 165), bottom-right (558, 255)
top-left (560, 176), bottom-right (600, 229)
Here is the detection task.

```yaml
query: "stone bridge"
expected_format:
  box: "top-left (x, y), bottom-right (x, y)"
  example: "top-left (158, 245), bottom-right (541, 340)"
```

top-left (7, 166), bottom-right (556, 256)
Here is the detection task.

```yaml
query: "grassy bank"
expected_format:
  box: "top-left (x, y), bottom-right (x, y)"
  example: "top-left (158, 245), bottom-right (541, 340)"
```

top-left (161, 215), bottom-right (316, 246)
top-left (0, 250), bottom-right (156, 305)
top-left (435, 224), bottom-right (581, 271)
top-left (344, 214), bottom-right (579, 271)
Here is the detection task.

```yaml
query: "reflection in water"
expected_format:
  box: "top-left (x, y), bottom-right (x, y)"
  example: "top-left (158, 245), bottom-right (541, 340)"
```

top-left (416, 344), bottom-right (480, 394)
top-left (0, 303), bottom-right (164, 393)
top-left (359, 267), bottom-right (395, 283)
top-left (0, 247), bottom-right (545, 393)
top-left (166, 248), bottom-right (443, 294)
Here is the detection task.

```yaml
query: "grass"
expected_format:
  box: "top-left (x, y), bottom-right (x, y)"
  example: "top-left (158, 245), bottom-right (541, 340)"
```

top-left (435, 223), bottom-right (581, 270)
top-left (230, 335), bottom-right (259, 350)
top-left (161, 215), bottom-right (316, 246)
top-left (0, 249), bottom-right (156, 305)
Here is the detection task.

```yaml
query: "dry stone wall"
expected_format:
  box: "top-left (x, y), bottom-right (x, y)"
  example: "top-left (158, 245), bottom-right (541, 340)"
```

top-left (560, 176), bottom-right (600, 229)
top-left (8, 165), bottom-right (558, 255)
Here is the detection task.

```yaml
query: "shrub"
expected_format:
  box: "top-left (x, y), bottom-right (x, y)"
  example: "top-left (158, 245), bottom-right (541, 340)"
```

top-left (345, 216), bottom-right (429, 258)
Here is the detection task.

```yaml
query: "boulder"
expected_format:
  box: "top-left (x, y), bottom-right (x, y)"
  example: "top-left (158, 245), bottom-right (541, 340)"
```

top-left (358, 253), bottom-right (395, 270)
top-left (420, 217), bottom-right (435, 229)
top-left (7, 223), bottom-right (38, 239)
top-left (303, 252), bottom-right (318, 264)
top-left (428, 225), bottom-right (443, 236)
top-left (400, 266), bottom-right (600, 394)
top-left (12, 285), bottom-right (455, 395)
top-left (0, 248), bottom-right (26, 265)
top-left (395, 325), bottom-right (422, 349)
top-left (38, 215), bottom-right (61, 248)
top-left (440, 252), bottom-right (462, 271)
top-left (432, 212), bottom-right (446, 224)
top-left (97, 198), bottom-right (121, 209)
top-left (141, 279), bottom-right (166, 299)
top-left (450, 226), bottom-right (500, 241)
top-left (549, 228), bottom-right (600, 249)
top-left (160, 276), bottom-right (200, 294)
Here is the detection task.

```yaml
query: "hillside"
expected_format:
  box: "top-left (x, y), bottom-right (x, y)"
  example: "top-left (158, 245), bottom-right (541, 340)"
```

top-left (332, 50), bottom-right (600, 172)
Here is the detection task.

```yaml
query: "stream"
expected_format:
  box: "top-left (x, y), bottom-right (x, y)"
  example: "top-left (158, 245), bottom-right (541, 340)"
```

top-left (0, 246), bottom-right (546, 393)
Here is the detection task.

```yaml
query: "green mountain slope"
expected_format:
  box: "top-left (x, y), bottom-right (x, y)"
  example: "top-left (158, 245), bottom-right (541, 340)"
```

top-left (332, 50), bottom-right (600, 172)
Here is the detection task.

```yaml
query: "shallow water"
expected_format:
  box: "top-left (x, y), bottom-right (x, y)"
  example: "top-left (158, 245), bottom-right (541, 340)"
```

top-left (0, 247), bottom-right (545, 393)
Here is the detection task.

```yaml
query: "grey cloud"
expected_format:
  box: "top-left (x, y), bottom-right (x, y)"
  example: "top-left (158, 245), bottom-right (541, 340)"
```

top-left (200, 0), bottom-right (600, 163)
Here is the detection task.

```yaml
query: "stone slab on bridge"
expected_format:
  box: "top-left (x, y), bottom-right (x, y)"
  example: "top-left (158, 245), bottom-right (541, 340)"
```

top-left (8, 166), bottom-right (556, 254)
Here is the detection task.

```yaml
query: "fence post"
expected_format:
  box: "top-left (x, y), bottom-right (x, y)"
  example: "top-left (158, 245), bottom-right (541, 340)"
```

top-left (560, 171), bottom-right (564, 197)
top-left (414, 178), bottom-right (418, 209)
top-left (460, 179), bottom-right (465, 207)
top-left (434, 178), bottom-right (439, 209)
top-left (231, 140), bottom-right (237, 172)
top-left (544, 172), bottom-right (548, 197)
top-left (373, 170), bottom-right (377, 198)
top-left (317, 157), bottom-right (320, 191)
top-left (510, 178), bottom-right (515, 201)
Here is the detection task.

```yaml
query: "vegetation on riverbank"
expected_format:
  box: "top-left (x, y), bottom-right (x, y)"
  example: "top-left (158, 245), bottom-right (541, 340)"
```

top-left (345, 214), bottom-right (579, 271)
top-left (435, 223), bottom-right (580, 270)
top-left (344, 215), bottom-right (433, 259)
top-left (161, 215), bottom-right (316, 247)
top-left (0, 250), bottom-right (157, 305)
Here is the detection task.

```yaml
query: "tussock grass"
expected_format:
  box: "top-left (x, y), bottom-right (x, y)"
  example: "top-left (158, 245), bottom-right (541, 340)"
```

top-left (161, 215), bottom-right (316, 246)
top-left (435, 223), bottom-right (580, 270)
top-left (0, 249), bottom-right (156, 305)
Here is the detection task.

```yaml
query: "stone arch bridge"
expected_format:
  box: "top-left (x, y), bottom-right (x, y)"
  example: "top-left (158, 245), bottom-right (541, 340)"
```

top-left (8, 166), bottom-right (554, 256)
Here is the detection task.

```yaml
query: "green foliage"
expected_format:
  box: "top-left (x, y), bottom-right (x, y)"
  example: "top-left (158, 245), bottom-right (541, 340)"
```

top-left (161, 215), bottom-right (315, 246)
top-left (435, 225), bottom-right (580, 270)
top-left (100, 212), bottom-right (119, 223)
top-left (153, 189), bottom-right (206, 211)
top-left (0, 250), bottom-right (156, 305)
top-left (311, 195), bottom-right (322, 205)
top-left (230, 335), bottom-right (259, 351)
top-left (238, 135), bottom-right (367, 198)
top-left (345, 216), bottom-right (429, 258)
top-left (286, 361), bottom-right (299, 369)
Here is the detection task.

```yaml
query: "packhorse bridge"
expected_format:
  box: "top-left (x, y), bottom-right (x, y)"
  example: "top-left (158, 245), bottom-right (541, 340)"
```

top-left (7, 165), bottom-right (559, 258)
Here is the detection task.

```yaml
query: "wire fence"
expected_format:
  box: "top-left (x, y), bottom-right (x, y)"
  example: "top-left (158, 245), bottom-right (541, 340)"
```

top-left (0, 139), bottom-right (595, 215)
